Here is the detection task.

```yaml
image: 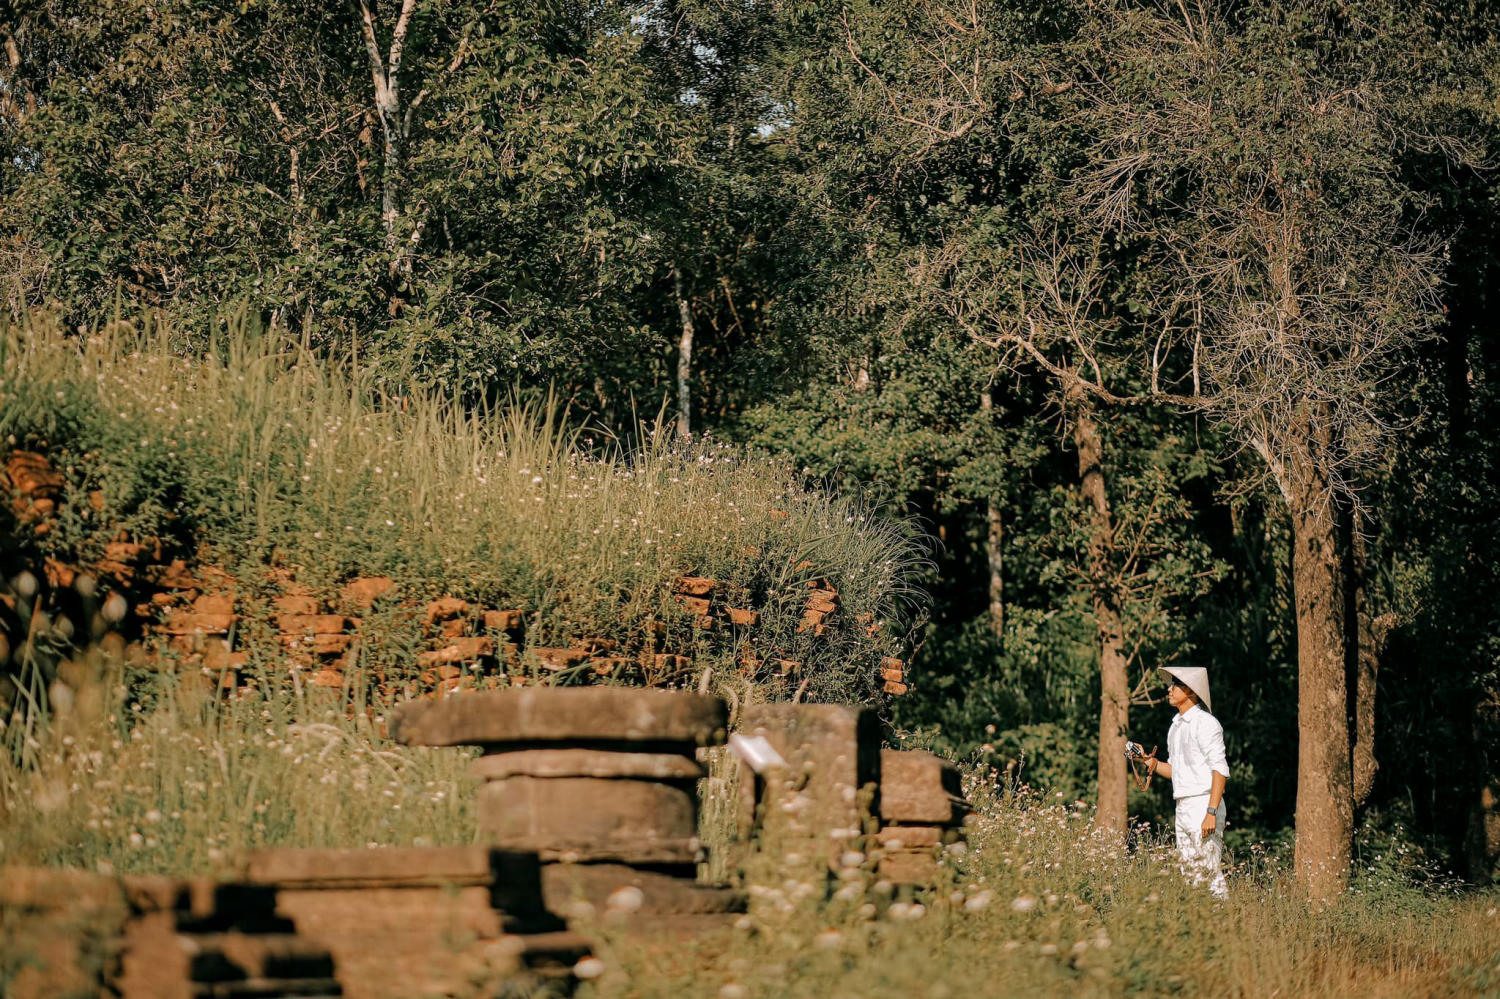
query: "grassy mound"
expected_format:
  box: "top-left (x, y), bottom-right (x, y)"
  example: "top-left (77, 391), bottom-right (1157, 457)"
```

top-left (0, 308), bottom-right (928, 707)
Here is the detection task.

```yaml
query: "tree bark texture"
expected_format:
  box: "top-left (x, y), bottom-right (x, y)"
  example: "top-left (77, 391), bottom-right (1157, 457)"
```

top-left (981, 389), bottom-right (1004, 641)
top-left (1342, 515), bottom-right (1385, 808)
top-left (1285, 437), bottom-right (1354, 901)
top-left (352, 0), bottom-right (417, 269)
top-left (1068, 382), bottom-right (1129, 837)
top-left (674, 266), bottom-right (694, 438)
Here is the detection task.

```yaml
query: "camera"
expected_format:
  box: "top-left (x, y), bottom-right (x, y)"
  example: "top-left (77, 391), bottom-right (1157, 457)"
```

top-left (1124, 741), bottom-right (1147, 760)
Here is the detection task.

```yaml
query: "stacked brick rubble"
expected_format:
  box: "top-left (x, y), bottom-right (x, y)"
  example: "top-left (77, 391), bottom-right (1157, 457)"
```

top-left (875, 749), bottom-right (972, 885)
top-left (392, 687), bottom-right (748, 936)
top-left (0, 865), bottom-right (343, 999)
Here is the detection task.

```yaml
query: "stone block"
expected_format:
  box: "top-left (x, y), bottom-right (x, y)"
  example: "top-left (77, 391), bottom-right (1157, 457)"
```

top-left (737, 703), bottom-right (881, 861)
top-left (470, 749), bottom-right (705, 780)
top-left (725, 607), bottom-right (759, 627)
top-left (392, 687), bottom-right (727, 748)
top-left (884, 681), bottom-right (909, 695)
top-left (478, 776), bottom-right (698, 864)
top-left (879, 749), bottom-right (967, 825)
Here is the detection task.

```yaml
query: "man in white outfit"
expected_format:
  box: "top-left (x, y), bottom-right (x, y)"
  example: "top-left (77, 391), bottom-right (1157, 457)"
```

top-left (1131, 666), bottom-right (1229, 898)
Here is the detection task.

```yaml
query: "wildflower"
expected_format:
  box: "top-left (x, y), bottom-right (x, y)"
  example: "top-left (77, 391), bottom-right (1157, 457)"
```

top-left (572, 957), bottom-right (605, 980)
top-left (1011, 894), bottom-right (1038, 913)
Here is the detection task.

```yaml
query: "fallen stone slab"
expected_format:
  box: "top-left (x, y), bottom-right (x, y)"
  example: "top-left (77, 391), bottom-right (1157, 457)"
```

top-left (391, 687), bottom-right (727, 748)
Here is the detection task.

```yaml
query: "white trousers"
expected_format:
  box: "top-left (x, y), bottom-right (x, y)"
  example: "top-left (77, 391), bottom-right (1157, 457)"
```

top-left (1174, 793), bottom-right (1227, 898)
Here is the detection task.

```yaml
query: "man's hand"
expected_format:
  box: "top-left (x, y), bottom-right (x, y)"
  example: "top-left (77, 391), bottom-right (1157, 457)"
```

top-left (1200, 809), bottom-right (1218, 839)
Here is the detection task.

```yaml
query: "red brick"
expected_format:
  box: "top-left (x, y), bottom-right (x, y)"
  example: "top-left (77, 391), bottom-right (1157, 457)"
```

top-left (282, 633), bottom-right (353, 655)
top-left (307, 669), bottom-right (344, 688)
top-left (192, 593), bottom-right (235, 616)
top-left (418, 637), bottom-right (494, 666)
top-left (672, 576), bottom-right (716, 596)
top-left (425, 597), bottom-right (469, 624)
top-left (4, 451), bottom-right (63, 496)
top-left (675, 595), bottom-right (711, 616)
top-left (725, 607), bottom-right (759, 627)
top-left (160, 610), bottom-right (235, 635)
top-left (530, 647), bottom-right (589, 671)
top-left (342, 576), bottom-right (395, 609)
top-left (274, 594), bottom-right (321, 616)
top-left (440, 617), bottom-right (469, 638)
top-left (883, 681), bottom-right (909, 696)
top-left (483, 609), bottom-right (525, 632)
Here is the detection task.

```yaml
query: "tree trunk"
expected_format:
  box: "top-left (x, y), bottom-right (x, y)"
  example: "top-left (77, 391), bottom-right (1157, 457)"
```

top-left (674, 266), bottom-right (694, 438)
top-left (1342, 512), bottom-right (1383, 808)
top-left (1068, 382), bottom-right (1129, 837)
top-left (981, 389), bottom-right (1004, 641)
top-left (1285, 437), bottom-right (1354, 901)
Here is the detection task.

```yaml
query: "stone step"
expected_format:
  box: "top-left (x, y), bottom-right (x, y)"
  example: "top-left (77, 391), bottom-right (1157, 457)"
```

top-left (189, 976), bottom-right (342, 998)
top-left (540, 864), bottom-right (746, 917)
top-left (183, 932), bottom-right (336, 982)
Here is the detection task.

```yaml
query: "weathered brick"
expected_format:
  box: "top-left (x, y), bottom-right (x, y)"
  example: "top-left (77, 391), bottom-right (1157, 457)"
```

top-left (672, 576), bottom-right (716, 596)
top-left (674, 595), bottom-right (711, 616)
top-left (483, 609), bottom-right (525, 632)
top-left (192, 593), bottom-right (235, 616)
top-left (273, 594), bottom-right (320, 617)
top-left (725, 607), bottom-right (759, 627)
top-left (341, 576), bottom-right (395, 609)
top-left (529, 647), bottom-right (588, 671)
top-left (418, 637), bottom-right (494, 666)
top-left (425, 597), bottom-right (469, 624)
top-left (160, 611), bottom-right (236, 635)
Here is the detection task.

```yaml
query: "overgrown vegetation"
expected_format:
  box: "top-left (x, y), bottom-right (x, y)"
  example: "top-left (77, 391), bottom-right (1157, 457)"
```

top-left (0, 309), bottom-right (927, 706)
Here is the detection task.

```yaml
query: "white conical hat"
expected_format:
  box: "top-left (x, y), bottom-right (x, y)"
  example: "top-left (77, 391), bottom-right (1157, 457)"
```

top-left (1159, 665), bottom-right (1212, 714)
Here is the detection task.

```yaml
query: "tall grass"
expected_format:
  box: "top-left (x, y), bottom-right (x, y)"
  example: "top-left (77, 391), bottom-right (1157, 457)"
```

top-left (0, 307), bottom-right (928, 704)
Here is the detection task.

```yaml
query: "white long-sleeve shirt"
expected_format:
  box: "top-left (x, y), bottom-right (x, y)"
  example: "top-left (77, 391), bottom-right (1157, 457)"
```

top-left (1166, 704), bottom-right (1229, 798)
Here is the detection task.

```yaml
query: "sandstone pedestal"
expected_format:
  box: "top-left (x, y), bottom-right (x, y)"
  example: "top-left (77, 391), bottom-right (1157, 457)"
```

top-left (392, 687), bottom-right (744, 938)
